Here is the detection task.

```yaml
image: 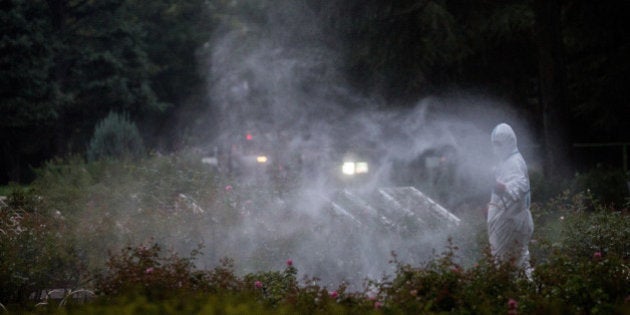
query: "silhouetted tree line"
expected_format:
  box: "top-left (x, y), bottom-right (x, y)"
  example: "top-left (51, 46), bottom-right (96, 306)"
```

top-left (1, 0), bottom-right (629, 183)
top-left (317, 0), bottom-right (629, 177)
top-left (1, 0), bottom-right (213, 182)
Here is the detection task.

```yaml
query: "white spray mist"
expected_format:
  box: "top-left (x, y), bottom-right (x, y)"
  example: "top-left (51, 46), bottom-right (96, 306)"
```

top-left (197, 0), bottom-right (539, 288)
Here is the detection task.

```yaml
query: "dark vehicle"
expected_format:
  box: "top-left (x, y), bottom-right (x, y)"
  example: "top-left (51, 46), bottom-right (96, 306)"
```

top-left (203, 125), bottom-right (461, 206)
top-left (203, 129), bottom-right (304, 191)
top-left (226, 131), bottom-right (273, 177)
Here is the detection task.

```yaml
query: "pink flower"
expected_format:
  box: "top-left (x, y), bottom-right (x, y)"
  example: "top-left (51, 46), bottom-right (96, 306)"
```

top-left (329, 291), bottom-right (338, 299)
top-left (145, 267), bottom-right (154, 274)
top-left (225, 185), bottom-right (233, 192)
top-left (286, 259), bottom-right (293, 267)
top-left (374, 301), bottom-right (383, 309)
top-left (508, 298), bottom-right (518, 309)
top-left (254, 280), bottom-right (263, 289)
top-left (593, 251), bottom-right (602, 259)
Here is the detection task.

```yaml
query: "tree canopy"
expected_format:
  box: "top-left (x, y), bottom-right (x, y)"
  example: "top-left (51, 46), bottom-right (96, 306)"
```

top-left (1, 0), bottom-right (211, 182)
top-left (1, 0), bottom-right (629, 183)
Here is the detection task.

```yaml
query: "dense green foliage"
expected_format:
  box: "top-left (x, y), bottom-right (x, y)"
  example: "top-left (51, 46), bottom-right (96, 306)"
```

top-left (87, 112), bottom-right (145, 161)
top-left (1, 156), bottom-right (629, 313)
top-left (0, 186), bottom-right (79, 303)
top-left (27, 153), bottom-right (222, 271)
top-left (2, 215), bottom-right (629, 314)
top-left (2, 2), bottom-right (629, 313)
top-left (1, 0), bottom-right (211, 183)
top-left (1, 0), bottom-right (629, 183)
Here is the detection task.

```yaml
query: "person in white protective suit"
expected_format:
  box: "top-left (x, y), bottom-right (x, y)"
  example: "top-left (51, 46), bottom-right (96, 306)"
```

top-left (487, 123), bottom-right (534, 277)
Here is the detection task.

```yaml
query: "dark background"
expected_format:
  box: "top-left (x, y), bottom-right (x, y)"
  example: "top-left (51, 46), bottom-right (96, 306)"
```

top-left (1, 0), bottom-right (629, 184)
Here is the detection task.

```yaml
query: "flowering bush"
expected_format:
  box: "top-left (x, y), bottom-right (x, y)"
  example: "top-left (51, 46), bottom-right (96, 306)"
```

top-left (2, 155), bottom-right (630, 314)
top-left (28, 153), bottom-right (226, 271)
top-left (93, 242), bottom-right (207, 300)
top-left (0, 185), bottom-right (80, 304)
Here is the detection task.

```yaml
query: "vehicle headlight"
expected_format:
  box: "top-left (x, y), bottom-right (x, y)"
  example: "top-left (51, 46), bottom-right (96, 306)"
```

top-left (342, 162), bottom-right (356, 175)
top-left (355, 162), bottom-right (369, 174)
top-left (342, 161), bottom-right (369, 175)
top-left (256, 156), bottom-right (268, 163)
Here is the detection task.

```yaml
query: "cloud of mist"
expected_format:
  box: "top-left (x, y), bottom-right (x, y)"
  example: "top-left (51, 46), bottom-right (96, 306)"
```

top-left (196, 0), bottom-right (540, 288)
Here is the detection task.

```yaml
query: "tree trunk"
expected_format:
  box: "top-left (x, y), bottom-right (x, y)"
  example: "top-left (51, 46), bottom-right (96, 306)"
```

top-left (534, 0), bottom-right (571, 178)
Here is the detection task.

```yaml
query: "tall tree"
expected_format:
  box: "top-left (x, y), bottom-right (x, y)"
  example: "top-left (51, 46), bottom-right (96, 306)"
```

top-left (534, 0), bottom-right (570, 177)
top-left (563, 1), bottom-right (630, 142)
top-left (449, 1), bottom-right (538, 103)
top-left (1, 0), bottom-right (212, 183)
top-left (45, 0), bottom-right (166, 154)
top-left (124, 0), bottom-right (213, 150)
top-left (0, 0), bottom-right (58, 182)
top-left (316, 0), bottom-right (465, 102)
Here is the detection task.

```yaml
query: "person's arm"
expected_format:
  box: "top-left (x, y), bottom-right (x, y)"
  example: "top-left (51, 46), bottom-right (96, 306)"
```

top-left (496, 157), bottom-right (529, 201)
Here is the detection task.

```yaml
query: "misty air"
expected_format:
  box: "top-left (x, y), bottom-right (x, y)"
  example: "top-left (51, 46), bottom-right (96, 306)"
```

top-left (1, 1), bottom-right (629, 314)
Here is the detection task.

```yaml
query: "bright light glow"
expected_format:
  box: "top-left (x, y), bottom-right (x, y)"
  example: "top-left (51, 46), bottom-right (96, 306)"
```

top-left (256, 155), bottom-right (268, 163)
top-left (246, 133), bottom-right (253, 141)
top-left (342, 161), bottom-right (368, 175)
top-left (356, 162), bottom-right (369, 174)
top-left (342, 162), bottom-right (355, 175)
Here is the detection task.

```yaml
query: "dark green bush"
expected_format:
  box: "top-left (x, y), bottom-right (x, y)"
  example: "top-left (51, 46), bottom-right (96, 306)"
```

top-left (5, 154), bottom-right (630, 314)
top-left (573, 166), bottom-right (629, 207)
top-left (559, 208), bottom-right (630, 260)
top-left (0, 187), bottom-right (81, 305)
top-left (93, 243), bottom-right (207, 300)
top-left (84, 244), bottom-right (378, 315)
top-left (380, 244), bottom-right (527, 314)
top-left (29, 153), bottom-right (223, 271)
top-left (530, 167), bottom-right (630, 207)
top-left (529, 170), bottom-right (572, 203)
top-left (243, 261), bottom-right (299, 307)
top-left (534, 251), bottom-right (629, 314)
top-left (87, 112), bottom-right (145, 162)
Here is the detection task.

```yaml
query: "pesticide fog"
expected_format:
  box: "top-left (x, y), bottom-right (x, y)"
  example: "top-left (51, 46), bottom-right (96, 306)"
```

top-left (192, 1), bottom-right (538, 287)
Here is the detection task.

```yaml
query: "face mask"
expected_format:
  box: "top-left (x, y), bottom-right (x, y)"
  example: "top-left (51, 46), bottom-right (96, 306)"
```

top-left (492, 141), bottom-right (507, 158)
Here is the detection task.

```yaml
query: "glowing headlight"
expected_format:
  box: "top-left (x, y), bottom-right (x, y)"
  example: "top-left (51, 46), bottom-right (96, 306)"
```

top-left (342, 162), bottom-right (356, 175)
top-left (342, 161), bottom-right (369, 175)
top-left (256, 155), bottom-right (268, 163)
top-left (355, 162), bottom-right (369, 174)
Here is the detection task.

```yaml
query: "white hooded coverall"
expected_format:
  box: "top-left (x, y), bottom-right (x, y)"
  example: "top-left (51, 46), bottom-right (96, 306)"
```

top-left (487, 123), bottom-right (533, 273)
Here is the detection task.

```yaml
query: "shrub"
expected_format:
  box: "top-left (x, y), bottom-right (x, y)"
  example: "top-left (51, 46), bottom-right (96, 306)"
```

top-left (87, 112), bottom-right (145, 162)
top-left (380, 243), bottom-right (528, 314)
top-left (559, 208), bottom-right (630, 260)
top-left (572, 166), bottom-right (629, 207)
top-left (533, 251), bottom-right (629, 314)
top-left (8, 153), bottom-right (630, 313)
top-left (93, 243), bottom-right (207, 301)
top-left (0, 186), bottom-right (81, 305)
top-left (243, 261), bottom-right (299, 307)
top-left (529, 170), bottom-right (572, 203)
top-left (29, 153), bottom-right (223, 271)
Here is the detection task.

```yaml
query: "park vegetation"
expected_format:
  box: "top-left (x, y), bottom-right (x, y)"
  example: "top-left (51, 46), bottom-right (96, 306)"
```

top-left (0, 154), bottom-right (628, 314)
top-left (2, 1), bottom-right (629, 313)
top-left (2, 0), bottom-right (630, 183)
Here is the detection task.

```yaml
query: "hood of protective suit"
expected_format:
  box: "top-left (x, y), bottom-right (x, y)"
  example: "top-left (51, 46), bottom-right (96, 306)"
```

top-left (491, 123), bottom-right (518, 160)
